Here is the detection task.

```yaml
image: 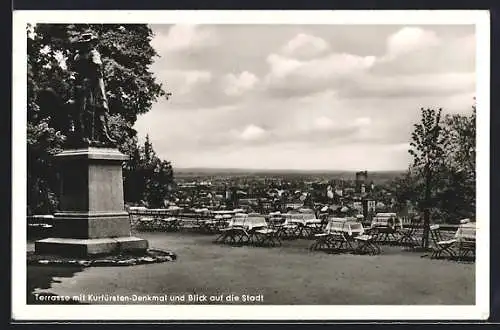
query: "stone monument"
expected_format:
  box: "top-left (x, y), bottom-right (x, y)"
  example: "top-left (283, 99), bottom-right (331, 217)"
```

top-left (35, 31), bottom-right (148, 257)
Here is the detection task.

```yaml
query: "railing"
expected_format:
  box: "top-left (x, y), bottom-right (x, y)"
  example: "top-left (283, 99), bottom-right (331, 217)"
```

top-left (361, 221), bottom-right (460, 232)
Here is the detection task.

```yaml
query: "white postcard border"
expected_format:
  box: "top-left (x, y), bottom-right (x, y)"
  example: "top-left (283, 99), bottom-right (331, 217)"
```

top-left (12, 9), bottom-right (490, 321)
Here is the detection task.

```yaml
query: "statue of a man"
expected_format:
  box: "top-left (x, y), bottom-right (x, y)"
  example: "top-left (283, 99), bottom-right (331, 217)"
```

top-left (68, 31), bottom-right (116, 146)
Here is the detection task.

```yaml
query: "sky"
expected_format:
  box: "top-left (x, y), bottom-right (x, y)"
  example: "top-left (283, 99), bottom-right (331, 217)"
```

top-left (134, 24), bottom-right (476, 171)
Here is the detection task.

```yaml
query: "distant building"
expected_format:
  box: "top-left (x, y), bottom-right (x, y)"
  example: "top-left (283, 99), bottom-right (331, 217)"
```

top-left (327, 186), bottom-right (334, 199)
top-left (344, 187), bottom-right (355, 195)
top-left (285, 202), bottom-right (303, 210)
top-left (367, 200), bottom-right (376, 212)
top-left (362, 198), bottom-right (376, 220)
top-left (239, 198), bottom-right (259, 207)
top-left (260, 199), bottom-right (273, 211)
top-left (355, 170), bottom-right (368, 193)
top-left (352, 201), bottom-right (363, 212)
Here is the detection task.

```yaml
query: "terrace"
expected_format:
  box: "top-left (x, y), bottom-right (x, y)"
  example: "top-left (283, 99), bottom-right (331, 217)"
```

top-left (27, 231), bottom-right (474, 305)
top-left (28, 211), bottom-right (475, 305)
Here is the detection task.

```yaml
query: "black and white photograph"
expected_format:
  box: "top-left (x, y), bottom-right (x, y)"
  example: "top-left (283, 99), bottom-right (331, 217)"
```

top-left (12, 10), bottom-right (489, 321)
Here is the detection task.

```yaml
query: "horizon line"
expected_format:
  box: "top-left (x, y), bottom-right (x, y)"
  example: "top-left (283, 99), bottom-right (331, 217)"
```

top-left (173, 166), bottom-right (407, 172)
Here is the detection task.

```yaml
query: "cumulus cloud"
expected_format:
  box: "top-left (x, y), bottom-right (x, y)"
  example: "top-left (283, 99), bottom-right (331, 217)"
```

top-left (238, 124), bottom-right (267, 141)
top-left (267, 53), bottom-right (376, 79)
top-left (373, 30), bottom-right (475, 75)
top-left (139, 25), bottom-right (476, 170)
top-left (281, 33), bottom-right (330, 59)
top-left (386, 27), bottom-right (440, 59)
top-left (264, 52), bottom-right (376, 97)
top-left (265, 54), bottom-right (302, 78)
top-left (153, 24), bottom-right (217, 53)
top-left (161, 70), bottom-right (213, 95)
top-left (261, 26), bottom-right (474, 100)
top-left (223, 71), bottom-right (259, 96)
top-left (223, 114), bottom-right (376, 148)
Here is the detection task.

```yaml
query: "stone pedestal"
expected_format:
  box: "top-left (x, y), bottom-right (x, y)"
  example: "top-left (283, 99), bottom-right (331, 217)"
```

top-left (35, 147), bottom-right (148, 257)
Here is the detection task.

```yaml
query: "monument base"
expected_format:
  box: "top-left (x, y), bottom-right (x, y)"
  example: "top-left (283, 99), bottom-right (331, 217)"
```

top-left (52, 211), bottom-right (132, 239)
top-left (35, 236), bottom-right (149, 258)
top-left (33, 147), bottom-right (150, 258)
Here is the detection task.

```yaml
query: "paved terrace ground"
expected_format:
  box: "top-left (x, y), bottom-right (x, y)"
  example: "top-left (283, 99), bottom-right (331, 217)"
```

top-left (27, 231), bottom-right (475, 305)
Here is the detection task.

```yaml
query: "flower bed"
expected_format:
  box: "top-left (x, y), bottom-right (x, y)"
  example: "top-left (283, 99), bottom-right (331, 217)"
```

top-left (27, 248), bottom-right (176, 267)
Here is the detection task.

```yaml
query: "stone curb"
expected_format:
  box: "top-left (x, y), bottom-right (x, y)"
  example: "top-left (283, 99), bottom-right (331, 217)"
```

top-left (27, 249), bottom-right (177, 267)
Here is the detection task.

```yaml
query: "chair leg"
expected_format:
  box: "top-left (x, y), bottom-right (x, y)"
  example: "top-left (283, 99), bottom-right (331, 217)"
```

top-left (240, 233), bottom-right (249, 245)
top-left (274, 234), bottom-right (282, 247)
top-left (354, 241), bottom-right (366, 254)
top-left (311, 237), bottom-right (325, 251)
top-left (446, 246), bottom-right (456, 258)
top-left (439, 245), bottom-right (455, 259)
top-left (216, 233), bottom-right (223, 243)
top-left (325, 237), bottom-right (335, 252)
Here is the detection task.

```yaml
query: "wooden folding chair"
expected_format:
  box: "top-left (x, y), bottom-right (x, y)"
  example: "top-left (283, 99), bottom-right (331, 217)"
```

top-left (398, 217), bottom-right (422, 248)
top-left (214, 226), bottom-right (235, 244)
top-left (304, 221), bottom-right (323, 238)
top-left (276, 215), bottom-right (299, 240)
top-left (309, 232), bottom-right (331, 251)
top-left (354, 234), bottom-right (380, 255)
top-left (327, 230), bottom-right (352, 253)
top-left (215, 216), bottom-right (244, 244)
top-left (429, 225), bottom-right (457, 259)
top-left (136, 217), bottom-right (155, 231)
top-left (234, 227), bottom-right (252, 245)
top-left (254, 228), bottom-right (282, 247)
top-left (159, 217), bottom-right (181, 232)
top-left (309, 221), bottom-right (334, 251)
top-left (458, 239), bottom-right (475, 260)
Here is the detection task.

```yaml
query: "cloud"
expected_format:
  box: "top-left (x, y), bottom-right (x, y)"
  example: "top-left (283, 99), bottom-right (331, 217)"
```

top-left (313, 116), bottom-right (335, 131)
top-left (223, 71), bottom-right (259, 96)
top-left (264, 52), bottom-right (376, 97)
top-left (169, 141), bottom-right (412, 171)
top-left (281, 33), bottom-right (330, 59)
top-left (228, 114), bottom-right (376, 148)
top-left (354, 117), bottom-right (372, 127)
top-left (158, 70), bottom-right (212, 95)
top-left (238, 124), bottom-right (267, 141)
top-left (386, 27), bottom-right (440, 59)
top-left (140, 25), bottom-right (475, 170)
top-left (153, 24), bottom-right (217, 53)
top-left (340, 72), bottom-right (475, 98)
top-left (183, 71), bottom-right (212, 87)
top-left (261, 27), bottom-right (474, 100)
top-left (301, 116), bottom-right (373, 142)
top-left (265, 54), bottom-right (302, 78)
top-left (267, 53), bottom-right (376, 79)
top-left (373, 28), bottom-right (474, 75)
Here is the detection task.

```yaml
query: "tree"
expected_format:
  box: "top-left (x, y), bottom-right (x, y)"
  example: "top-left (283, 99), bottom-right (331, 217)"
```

top-left (393, 100), bottom-right (476, 226)
top-left (123, 135), bottom-right (174, 208)
top-left (27, 120), bottom-right (65, 214)
top-left (408, 108), bottom-right (449, 248)
top-left (389, 168), bottom-right (422, 213)
top-left (440, 102), bottom-right (476, 220)
top-left (27, 23), bottom-right (171, 214)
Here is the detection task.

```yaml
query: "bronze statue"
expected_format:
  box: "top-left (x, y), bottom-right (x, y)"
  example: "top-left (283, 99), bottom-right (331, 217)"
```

top-left (66, 31), bottom-right (116, 147)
